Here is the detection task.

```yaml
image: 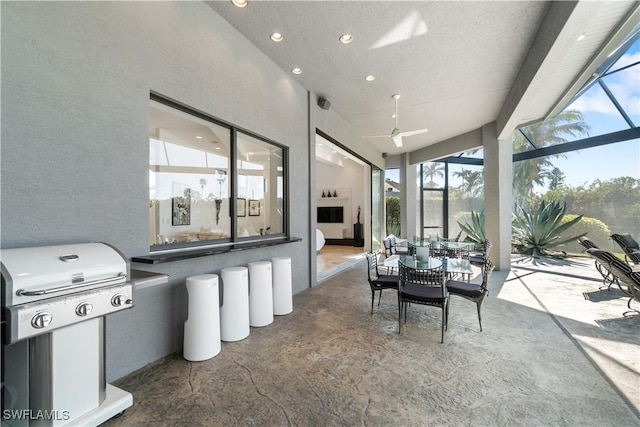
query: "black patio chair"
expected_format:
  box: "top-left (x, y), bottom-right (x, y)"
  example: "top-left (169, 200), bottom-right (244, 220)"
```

top-left (586, 248), bottom-right (640, 315)
top-left (365, 252), bottom-right (399, 314)
top-left (446, 258), bottom-right (495, 331)
top-left (586, 248), bottom-right (621, 291)
top-left (383, 235), bottom-right (410, 257)
top-left (611, 233), bottom-right (640, 264)
top-left (383, 237), bottom-right (394, 257)
top-left (398, 263), bottom-right (448, 342)
top-left (469, 240), bottom-right (492, 266)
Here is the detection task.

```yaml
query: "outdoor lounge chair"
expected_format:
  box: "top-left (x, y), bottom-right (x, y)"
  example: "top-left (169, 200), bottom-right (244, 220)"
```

top-left (577, 236), bottom-right (599, 250)
top-left (586, 248), bottom-right (640, 316)
top-left (611, 233), bottom-right (640, 264)
top-left (578, 237), bottom-right (612, 289)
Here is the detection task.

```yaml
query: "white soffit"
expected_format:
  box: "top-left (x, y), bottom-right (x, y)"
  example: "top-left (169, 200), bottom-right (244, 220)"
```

top-left (207, 1), bottom-right (635, 155)
top-left (207, 1), bottom-right (550, 155)
top-left (497, 1), bottom-right (639, 139)
top-left (547, 3), bottom-right (640, 119)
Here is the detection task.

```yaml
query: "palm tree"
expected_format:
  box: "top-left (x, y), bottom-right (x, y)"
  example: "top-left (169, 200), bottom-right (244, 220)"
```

top-left (422, 162), bottom-right (445, 187)
top-left (547, 167), bottom-right (566, 190)
top-left (453, 169), bottom-right (483, 197)
top-left (513, 158), bottom-right (554, 207)
top-left (199, 178), bottom-right (207, 198)
top-left (513, 109), bottom-right (589, 208)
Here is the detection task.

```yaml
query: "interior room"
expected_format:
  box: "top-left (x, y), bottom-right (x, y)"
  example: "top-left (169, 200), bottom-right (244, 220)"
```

top-left (315, 134), bottom-right (369, 281)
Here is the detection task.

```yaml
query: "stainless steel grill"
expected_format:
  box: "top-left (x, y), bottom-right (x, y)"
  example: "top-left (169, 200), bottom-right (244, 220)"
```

top-left (1, 242), bottom-right (134, 426)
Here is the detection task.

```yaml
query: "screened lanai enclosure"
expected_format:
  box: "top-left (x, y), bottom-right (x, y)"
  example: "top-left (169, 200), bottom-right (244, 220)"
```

top-left (387, 28), bottom-right (640, 254)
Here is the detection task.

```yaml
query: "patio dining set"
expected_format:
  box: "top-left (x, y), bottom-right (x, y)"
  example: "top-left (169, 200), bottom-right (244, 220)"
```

top-left (367, 231), bottom-right (640, 343)
top-left (367, 237), bottom-right (494, 343)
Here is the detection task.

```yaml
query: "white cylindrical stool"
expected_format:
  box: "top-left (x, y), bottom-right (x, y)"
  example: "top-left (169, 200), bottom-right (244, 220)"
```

top-left (184, 274), bottom-right (221, 361)
top-left (271, 256), bottom-right (293, 315)
top-left (220, 266), bottom-right (250, 342)
top-left (248, 261), bottom-right (274, 327)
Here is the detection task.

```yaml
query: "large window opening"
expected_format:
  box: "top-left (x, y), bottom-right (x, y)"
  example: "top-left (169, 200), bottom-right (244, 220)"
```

top-left (419, 162), bottom-right (447, 240)
top-left (149, 95), bottom-right (287, 252)
top-left (384, 168), bottom-right (401, 237)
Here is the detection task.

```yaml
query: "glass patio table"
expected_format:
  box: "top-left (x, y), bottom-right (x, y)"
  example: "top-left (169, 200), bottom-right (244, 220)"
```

top-left (398, 255), bottom-right (443, 270)
top-left (383, 255), bottom-right (473, 281)
top-left (442, 257), bottom-right (474, 281)
top-left (430, 241), bottom-right (475, 250)
top-left (430, 241), bottom-right (475, 258)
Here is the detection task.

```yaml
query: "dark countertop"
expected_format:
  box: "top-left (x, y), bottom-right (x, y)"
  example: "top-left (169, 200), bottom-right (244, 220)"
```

top-left (131, 236), bottom-right (302, 264)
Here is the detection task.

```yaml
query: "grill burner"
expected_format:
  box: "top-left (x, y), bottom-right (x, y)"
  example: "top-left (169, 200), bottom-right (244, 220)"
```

top-left (1, 242), bottom-right (134, 426)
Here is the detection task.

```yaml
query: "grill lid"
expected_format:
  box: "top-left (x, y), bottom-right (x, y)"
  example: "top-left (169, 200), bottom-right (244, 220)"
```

top-left (1, 242), bottom-right (129, 306)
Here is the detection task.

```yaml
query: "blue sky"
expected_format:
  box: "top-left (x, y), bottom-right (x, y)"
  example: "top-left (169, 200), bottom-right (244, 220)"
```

top-left (556, 38), bottom-right (639, 187)
top-left (388, 38), bottom-right (640, 190)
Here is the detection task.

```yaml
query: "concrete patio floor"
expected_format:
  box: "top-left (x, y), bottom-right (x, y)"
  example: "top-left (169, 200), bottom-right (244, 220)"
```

top-left (104, 255), bottom-right (639, 426)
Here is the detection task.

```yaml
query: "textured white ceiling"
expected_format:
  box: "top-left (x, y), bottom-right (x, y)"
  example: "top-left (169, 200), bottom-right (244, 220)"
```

top-left (207, 1), bottom-right (636, 156)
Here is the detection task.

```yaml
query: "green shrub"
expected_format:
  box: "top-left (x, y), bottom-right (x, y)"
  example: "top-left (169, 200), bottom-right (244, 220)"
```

top-left (387, 223), bottom-right (401, 237)
top-left (512, 200), bottom-right (586, 257)
top-left (454, 211), bottom-right (471, 233)
top-left (456, 211), bottom-right (485, 244)
top-left (558, 215), bottom-right (612, 254)
top-left (386, 196), bottom-right (401, 236)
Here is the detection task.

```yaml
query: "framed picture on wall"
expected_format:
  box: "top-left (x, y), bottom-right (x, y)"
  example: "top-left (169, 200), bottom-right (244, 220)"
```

top-left (237, 198), bottom-right (246, 217)
top-left (171, 195), bottom-right (191, 226)
top-left (249, 199), bottom-right (260, 216)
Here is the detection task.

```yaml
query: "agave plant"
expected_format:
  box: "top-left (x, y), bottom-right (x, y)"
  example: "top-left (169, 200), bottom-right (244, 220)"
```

top-left (457, 211), bottom-right (485, 244)
top-left (512, 200), bottom-right (586, 257)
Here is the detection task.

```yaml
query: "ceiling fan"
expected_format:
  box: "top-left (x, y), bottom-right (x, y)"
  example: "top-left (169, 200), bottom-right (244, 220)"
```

top-left (363, 94), bottom-right (428, 147)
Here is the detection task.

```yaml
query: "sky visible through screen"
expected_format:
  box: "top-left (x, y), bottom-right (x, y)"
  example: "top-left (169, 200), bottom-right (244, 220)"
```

top-left (388, 39), bottom-right (640, 191)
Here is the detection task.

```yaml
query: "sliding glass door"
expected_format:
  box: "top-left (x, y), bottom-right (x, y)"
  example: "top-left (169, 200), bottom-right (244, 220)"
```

top-left (371, 167), bottom-right (384, 251)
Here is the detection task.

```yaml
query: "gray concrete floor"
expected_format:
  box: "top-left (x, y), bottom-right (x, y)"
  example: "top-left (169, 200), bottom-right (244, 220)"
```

top-left (105, 256), bottom-right (639, 426)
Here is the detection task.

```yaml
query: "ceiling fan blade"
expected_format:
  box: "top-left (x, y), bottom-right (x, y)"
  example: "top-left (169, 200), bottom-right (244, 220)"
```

top-left (392, 135), bottom-right (403, 147)
top-left (394, 95), bottom-right (399, 130)
top-left (399, 128), bottom-right (429, 137)
top-left (362, 134), bottom-right (392, 139)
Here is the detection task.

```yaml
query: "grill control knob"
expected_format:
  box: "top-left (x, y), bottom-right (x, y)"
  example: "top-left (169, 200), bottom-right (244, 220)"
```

top-left (111, 294), bottom-right (126, 307)
top-left (31, 312), bottom-right (52, 329)
top-left (75, 302), bottom-right (93, 317)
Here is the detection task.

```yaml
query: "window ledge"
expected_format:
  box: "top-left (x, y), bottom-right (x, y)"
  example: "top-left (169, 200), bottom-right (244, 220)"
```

top-left (131, 237), bottom-right (302, 264)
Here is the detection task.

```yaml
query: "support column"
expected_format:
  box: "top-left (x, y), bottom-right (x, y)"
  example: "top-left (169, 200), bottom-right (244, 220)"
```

top-left (483, 123), bottom-right (512, 270)
top-left (399, 153), bottom-right (416, 240)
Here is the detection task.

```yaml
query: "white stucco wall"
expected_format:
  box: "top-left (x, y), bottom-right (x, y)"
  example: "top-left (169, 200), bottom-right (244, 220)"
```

top-left (1, 1), bottom-right (312, 381)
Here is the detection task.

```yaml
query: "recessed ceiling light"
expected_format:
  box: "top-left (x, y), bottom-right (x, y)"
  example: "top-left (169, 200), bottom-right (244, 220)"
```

top-left (365, 75), bottom-right (376, 82)
top-left (215, 147), bottom-right (221, 150)
top-left (391, 113), bottom-right (397, 118)
top-left (291, 67), bottom-right (302, 75)
top-left (332, 150), bottom-right (337, 153)
top-left (196, 135), bottom-right (203, 139)
top-left (231, 0), bottom-right (248, 8)
top-left (576, 33), bottom-right (586, 42)
top-left (270, 32), bottom-right (283, 42)
top-left (339, 34), bottom-right (354, 44)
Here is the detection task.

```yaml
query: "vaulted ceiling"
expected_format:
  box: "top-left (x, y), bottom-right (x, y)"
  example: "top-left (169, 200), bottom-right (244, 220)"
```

top-left (208, 1), bottom-right (638, 156)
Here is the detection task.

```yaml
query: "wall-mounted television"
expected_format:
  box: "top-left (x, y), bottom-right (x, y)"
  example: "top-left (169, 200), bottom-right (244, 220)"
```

top-left (318, 206), bottom-right (344, 223)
